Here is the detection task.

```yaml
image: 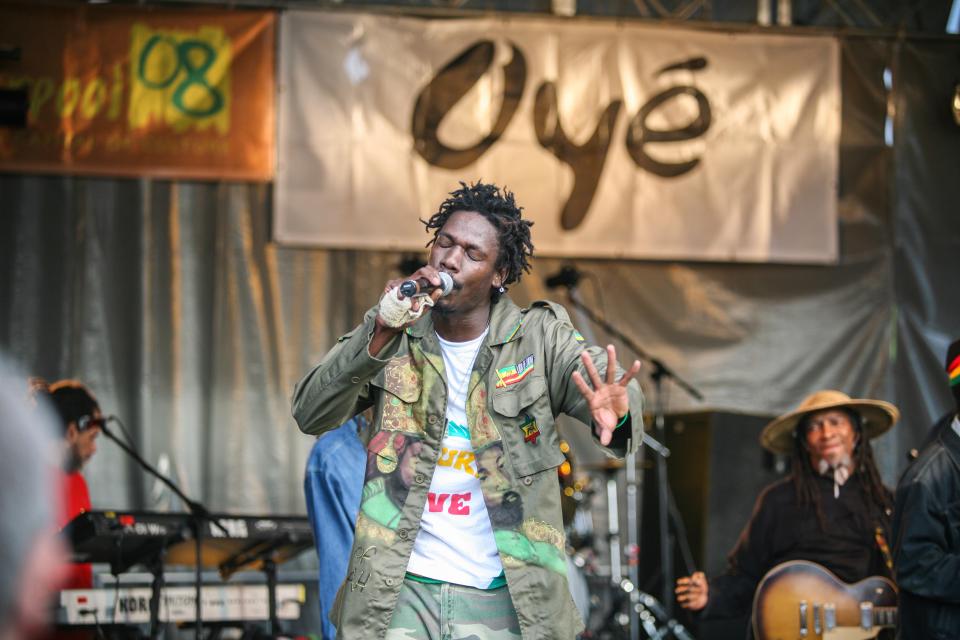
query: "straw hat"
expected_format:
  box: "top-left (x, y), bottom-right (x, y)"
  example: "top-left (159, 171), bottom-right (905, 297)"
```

top-left (760, 390), bottom-right (899, 454)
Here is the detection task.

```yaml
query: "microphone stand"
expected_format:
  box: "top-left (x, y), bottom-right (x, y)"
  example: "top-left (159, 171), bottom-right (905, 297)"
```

top-left (556, 285), bottom-right (703, 629)
top-left (98, 419), bottom-right (228, 640)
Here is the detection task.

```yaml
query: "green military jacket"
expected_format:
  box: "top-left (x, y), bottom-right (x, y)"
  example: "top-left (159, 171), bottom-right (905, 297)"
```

top-left (292, 296), bottom-right (644, 639)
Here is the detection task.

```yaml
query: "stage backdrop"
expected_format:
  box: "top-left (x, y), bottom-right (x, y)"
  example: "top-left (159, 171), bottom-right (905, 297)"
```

top-left (275, 11), bottom-right (840, 263)
top-left (0, 38), bottom-right (957, 523)
top-left (0, 4), bottom-right (275, 180)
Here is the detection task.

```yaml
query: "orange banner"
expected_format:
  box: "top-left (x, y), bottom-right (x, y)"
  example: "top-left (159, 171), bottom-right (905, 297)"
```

top-left (0, 4), bottom-right (275, 180)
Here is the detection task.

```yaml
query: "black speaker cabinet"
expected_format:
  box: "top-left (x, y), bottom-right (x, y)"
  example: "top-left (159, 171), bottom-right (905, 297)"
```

top-left (639, 410), bottom-right (784, 597)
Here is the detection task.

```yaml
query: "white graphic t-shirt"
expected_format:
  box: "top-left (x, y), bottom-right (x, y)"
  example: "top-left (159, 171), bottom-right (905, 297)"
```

top-left (406, 328), bottom-right (505, 588)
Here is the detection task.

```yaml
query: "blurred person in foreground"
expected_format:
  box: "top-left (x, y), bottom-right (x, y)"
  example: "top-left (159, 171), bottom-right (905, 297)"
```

top-left (0, 363), bottom-right (69, 639)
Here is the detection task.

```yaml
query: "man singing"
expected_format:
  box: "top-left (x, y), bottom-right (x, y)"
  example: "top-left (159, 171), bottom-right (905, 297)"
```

top-left (292, 181), bottom-right (643, 639)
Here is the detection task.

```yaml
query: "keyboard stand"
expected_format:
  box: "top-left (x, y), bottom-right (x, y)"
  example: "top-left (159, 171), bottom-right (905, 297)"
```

top-left (148, 548), bottom-right (165, 640)
top-left (219, 535), bottom-right (302, 637)
top-left (265, 556), bottom-right (279, 637)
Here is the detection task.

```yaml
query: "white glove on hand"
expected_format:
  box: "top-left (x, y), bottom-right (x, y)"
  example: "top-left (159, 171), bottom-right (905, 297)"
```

top-left (377, 286), bottom-right (435, 328)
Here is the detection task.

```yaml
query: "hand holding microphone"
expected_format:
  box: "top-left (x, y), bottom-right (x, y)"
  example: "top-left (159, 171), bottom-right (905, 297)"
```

top-left (398, 272), bottom-right (454, 299)
top-left (378, 270), bottom-right (454, 328)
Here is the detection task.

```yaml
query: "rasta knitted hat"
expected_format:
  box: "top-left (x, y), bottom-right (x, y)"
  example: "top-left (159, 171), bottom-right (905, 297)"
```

top-left (947, 339), bottom-right (960, 409)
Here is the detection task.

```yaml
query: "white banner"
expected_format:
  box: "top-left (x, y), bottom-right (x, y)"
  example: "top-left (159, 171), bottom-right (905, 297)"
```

top-left (275, 12), bottom-right (839, 263)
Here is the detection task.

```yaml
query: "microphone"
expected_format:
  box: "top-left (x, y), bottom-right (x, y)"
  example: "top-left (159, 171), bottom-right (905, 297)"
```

top-left (77, 414), bottom-right (115, 431)
top-left (544, 265), bottom-right (582, 289)
top-left (399, 272), bottom-right (454, 298)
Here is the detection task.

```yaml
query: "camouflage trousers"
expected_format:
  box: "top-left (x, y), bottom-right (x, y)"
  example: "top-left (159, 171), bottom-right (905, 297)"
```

top-left (385, 578), bottom-right (522, 640)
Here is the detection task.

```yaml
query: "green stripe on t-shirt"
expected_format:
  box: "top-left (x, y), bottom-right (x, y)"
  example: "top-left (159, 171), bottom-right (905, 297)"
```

top-left (486, 572), bottom-right (507, 589)
top-left (446, 420), bottom-right (470, 439)
top-left (405, 572), bottom-right (444, 585)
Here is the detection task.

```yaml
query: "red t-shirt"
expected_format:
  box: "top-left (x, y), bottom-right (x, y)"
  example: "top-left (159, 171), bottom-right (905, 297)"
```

top-left (59, 472), bottom-right (92, 589)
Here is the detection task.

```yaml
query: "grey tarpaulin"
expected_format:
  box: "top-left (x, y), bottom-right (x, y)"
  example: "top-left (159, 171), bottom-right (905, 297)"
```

top-left (891, 40), bottom-right (960, 466)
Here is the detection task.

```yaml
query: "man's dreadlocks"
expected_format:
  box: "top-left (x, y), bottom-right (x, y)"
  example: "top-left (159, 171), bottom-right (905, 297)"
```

top-left (791, 407), bottom-right (892, 531)
top-left (422, 182), bottom-right (534, 300)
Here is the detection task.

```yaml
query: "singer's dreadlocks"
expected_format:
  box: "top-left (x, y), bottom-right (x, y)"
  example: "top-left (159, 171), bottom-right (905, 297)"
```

top-left (423, 181), bottom-right (534, 301)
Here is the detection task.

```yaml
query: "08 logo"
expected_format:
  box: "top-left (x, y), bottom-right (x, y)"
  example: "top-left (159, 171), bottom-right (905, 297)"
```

top-left (128, 23), bottom-right (231, 133)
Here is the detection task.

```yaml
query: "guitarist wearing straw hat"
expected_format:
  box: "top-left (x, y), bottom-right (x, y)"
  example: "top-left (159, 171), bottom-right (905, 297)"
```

top-left (676, 390), bottom-right (899, 636)
top-left (892, 338), bottom-right (960, 640)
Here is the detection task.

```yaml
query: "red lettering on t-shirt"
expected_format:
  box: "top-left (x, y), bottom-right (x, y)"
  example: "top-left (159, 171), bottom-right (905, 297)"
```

top-left (427, 492), bottom-right (472, 515)
top-left (427, 493), bottom-right (450, 512)
top-left (449, 492), bottom-right (471, 515)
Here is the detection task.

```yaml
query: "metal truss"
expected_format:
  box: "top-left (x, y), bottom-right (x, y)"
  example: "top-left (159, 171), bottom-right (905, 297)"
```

top-left (632, 0), bottom-right (712, 21)
top-left (789, 0), bottom-right (955, 32)
top-left (52, 0), bottom-right (960, 35)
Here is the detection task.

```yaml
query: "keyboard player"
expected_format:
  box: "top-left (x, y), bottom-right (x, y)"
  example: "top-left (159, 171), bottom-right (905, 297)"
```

top-left (46, 380), bottom-right (105, 590)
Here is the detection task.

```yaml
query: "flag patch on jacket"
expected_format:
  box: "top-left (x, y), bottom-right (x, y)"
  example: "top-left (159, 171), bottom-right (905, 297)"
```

top-left (495, 355), bottom-right (535, 388)
top-left (520, 414), bottom-right (541, 443)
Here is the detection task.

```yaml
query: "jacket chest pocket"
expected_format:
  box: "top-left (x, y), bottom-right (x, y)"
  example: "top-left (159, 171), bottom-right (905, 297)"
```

top-left (491, 375), bottom-right (565, 477)
top-left (371, 358), bottom-right (425, 436)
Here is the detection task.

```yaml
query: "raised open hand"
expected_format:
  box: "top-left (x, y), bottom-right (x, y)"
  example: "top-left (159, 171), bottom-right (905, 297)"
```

top-left (571, 345), bottom-right (641, 446)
